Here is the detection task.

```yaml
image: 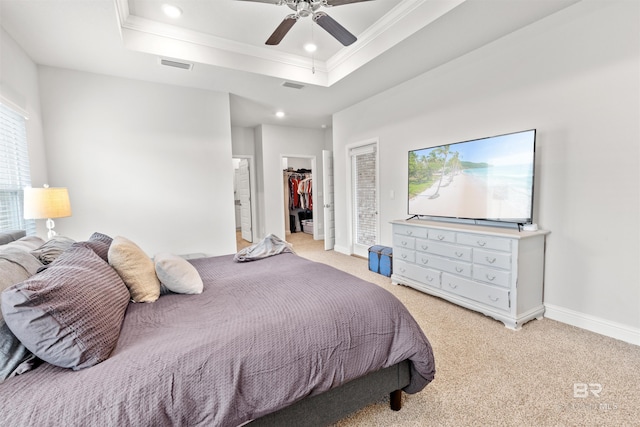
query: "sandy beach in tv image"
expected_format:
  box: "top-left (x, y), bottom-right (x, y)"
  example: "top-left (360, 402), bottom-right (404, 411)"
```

top-left (408, 131), bottom-right (535, 221)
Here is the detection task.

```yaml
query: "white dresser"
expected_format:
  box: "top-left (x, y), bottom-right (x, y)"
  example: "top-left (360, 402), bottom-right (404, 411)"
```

top-left (391, 219), bottom-right (549, 329)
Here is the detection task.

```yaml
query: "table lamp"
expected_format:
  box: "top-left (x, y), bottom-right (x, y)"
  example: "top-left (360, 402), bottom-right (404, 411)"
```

top-left (23, 185), bottom-right (72, 239)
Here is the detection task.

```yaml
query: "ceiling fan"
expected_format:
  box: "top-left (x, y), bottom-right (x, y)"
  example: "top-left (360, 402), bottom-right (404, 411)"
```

top-left (238, 0), bottom-right (373, 46)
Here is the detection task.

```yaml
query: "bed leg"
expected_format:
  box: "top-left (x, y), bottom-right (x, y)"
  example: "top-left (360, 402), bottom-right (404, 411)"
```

top-left (390, 389), bottom-right (402, 411)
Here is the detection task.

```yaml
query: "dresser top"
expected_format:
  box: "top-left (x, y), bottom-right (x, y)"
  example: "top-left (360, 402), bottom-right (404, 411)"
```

top-left (391, 219), bottom-right (549, 239)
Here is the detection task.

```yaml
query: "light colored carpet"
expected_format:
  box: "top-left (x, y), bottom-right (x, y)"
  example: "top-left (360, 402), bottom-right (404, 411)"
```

top-left (272, 232), bottom-right (640, 426)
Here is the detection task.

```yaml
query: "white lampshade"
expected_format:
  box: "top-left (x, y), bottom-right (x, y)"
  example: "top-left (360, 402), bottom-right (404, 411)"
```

top-left (23, 186), bottom-right (71, 239)
top-left (23, 186), bottom-right (72, 219)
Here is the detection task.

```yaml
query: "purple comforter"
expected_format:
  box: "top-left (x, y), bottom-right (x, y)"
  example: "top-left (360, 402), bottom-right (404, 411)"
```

top-left (0, 253), bottom-right (435, 426)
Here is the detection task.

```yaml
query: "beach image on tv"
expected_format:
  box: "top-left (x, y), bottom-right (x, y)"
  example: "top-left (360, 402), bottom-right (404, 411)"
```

top-left (408, 130), bottom-right (535, 222)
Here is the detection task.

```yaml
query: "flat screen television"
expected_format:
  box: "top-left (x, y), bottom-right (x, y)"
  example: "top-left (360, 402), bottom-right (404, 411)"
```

top-left (407, 129), bottom-right (536, 225)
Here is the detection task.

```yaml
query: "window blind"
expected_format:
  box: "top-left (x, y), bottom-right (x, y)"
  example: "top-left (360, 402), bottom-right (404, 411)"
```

top-left (0, 102), bottom-right (35, 234)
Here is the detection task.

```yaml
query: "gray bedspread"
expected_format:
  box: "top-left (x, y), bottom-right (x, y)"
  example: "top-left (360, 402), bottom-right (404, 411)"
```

top-left (0, 253), bottom-right (435, 426)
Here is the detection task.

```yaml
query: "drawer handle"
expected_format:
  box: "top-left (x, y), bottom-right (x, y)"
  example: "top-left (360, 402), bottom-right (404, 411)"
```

top-left (477, 240), bottom-right (487, 247)
top-left (437, 234), bottom-right (445, 241)
top-left (486, 257), bottom-right (496, 264)
top-left (406, 230), bottom-right (413, 236)
top-left (488, 295), bottom-right (500, 302)
top-left (426, 276), bottom-right (433, 282)
top-left (455, 251), bottom-right (464, 258)
top-left (400, 268), bottom-right (406, 273)
top-left (421, 258), bottom-right (429, 264)
top-left (401, 254), bottom-right (407, 259)
top-left (486, 274), bottom-right (496, 281)
top-left (421, 244), bottom-right (428, 250)
top-left (447, 283), bottom-right (458, 289)
top-left (401, 241), bottom-right (407, 246)
top-left (455, 266), bottom-right (464, 273)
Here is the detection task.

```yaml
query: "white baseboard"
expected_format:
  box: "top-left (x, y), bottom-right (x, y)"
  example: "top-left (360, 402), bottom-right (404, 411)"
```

top-left (544, 303), bottom-right (640, 346)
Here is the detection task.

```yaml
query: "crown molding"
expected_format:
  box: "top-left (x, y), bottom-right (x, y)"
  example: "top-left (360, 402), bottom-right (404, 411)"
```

top-left (113, 0), bottom-right (465, 86)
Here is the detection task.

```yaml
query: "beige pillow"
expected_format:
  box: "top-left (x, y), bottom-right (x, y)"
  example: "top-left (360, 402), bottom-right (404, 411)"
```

top-left (154, 253), bottom-right (203, 295)
top-left (108, 236), bottom-right (160, 303)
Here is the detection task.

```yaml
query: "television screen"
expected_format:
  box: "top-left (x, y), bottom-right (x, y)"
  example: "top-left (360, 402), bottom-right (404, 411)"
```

top-left (408, 129), bottom-right (536, 224)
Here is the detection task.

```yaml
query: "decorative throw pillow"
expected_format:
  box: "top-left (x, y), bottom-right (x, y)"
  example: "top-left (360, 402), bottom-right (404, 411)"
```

top-left (1, 245), bottom-right (130, 370)
top-left (108, 236), bottom-right (160, 303)
top-left (154, 253), bottom-right (203, 295)
top-left (30, 236), bottom-right (76, 264)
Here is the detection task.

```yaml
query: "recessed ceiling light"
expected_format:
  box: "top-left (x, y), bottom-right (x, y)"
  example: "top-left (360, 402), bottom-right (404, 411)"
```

top-left (162, 4), bottom-right (182, 19)
top-left (276, 111), bottom-right (285, 118)
top-left (304, 43), bottom-right (317, 53)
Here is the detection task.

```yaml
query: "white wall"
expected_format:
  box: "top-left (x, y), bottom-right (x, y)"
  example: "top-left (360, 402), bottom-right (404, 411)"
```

top-left (333, 0), bottom-right (639, 343)
top-left (231, 126), bottom-right (255, 156)
top-left (38, 67), bottom-right (237, 256)
top-left (0, 28), bottom-right (49, 236)
top-left (254, 124), bottom-right (326, 240)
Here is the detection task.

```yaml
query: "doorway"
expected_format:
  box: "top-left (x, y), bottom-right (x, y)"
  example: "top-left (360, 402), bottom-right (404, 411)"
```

top-left (349, 142), bottom-right (379, 258)
top-left (282, 156), bottom-right (315, 245)
top-left (233, 156), bottom-right (255, 250)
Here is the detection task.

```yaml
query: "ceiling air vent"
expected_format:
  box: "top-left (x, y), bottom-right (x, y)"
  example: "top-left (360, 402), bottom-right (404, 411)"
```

top-left (159, 58), bottom-right (193, 71)
top-left (282, 81), bottom-right (305, 90)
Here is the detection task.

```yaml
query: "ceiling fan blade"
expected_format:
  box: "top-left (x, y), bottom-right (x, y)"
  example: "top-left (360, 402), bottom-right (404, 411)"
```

top-left (313, 12), bottom-right (357, 46)
top-left (235, 0), bottom-right (282, 4)
top-left (326, 0), bottom-right (374, 6)
top-left (266, 14), bottom-right (298, 45)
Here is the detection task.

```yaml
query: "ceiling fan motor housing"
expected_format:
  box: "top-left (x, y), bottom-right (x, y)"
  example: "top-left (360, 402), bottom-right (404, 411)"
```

top-left (288, 1), bottom-right (322, 17)
top-left (258, 0), bottom-right (363, 46)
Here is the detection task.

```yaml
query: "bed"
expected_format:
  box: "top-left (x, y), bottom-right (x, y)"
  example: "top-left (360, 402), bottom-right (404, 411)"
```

top-left (0, 230), bottom-right (435, 426)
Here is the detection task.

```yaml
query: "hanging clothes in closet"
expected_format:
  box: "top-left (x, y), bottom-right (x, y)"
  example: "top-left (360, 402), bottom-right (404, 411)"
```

top-left (287, 171), bottom-right (312, 210)
top-left (297, 176), bottom-right (313, 210)
top-left (285, 170), bottom-right (313, 234)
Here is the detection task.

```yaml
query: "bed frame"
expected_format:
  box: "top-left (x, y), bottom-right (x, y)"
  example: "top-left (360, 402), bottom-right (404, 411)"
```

top-left (251, 360), bottom-right (410, 426)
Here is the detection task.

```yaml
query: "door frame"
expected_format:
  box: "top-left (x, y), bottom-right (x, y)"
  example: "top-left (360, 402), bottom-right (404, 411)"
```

top-left (345, 138), bottom-right (380, 257)
top-left (232, 155), bottom-right (257, 244)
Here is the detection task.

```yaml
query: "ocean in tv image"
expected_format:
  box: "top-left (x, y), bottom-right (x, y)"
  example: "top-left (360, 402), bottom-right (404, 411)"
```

top-left (408, 130), bottom-right (535, 222)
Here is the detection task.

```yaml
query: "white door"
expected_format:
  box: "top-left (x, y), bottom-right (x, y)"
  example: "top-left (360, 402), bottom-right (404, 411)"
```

top-left (322, 150), bottom-right (335, 251)
top-left (238, 159), bottom-right (253, 243)
top-left (350, 143), bottom-right (378, 257)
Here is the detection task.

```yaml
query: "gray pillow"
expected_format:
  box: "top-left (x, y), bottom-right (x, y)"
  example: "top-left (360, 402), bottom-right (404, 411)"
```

top-left (1, 245), bottom-right (130, 370)
top-left (2, 235), bottom-right (45, 252)
top-left (30, 236), bottom-right (76, 264)
top-left (0, 247), bottom-right (44, 383)
top-left (84, 232), bottom-right (113, 262)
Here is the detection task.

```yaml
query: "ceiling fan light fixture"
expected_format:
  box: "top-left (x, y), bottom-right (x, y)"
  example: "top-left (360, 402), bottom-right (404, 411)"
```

top-left (162, 4), bottom-right (182, 19)
top-left (275, 111), bottom-right (286, 118)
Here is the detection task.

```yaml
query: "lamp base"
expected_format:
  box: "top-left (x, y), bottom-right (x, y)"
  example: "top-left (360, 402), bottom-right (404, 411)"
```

top-left (45, 218), bottom-right (57, 240)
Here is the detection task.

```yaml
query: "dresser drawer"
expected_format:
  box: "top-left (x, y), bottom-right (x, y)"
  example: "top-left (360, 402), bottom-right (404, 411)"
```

top-left (421, 240), bottom-right (472, 262)
top-left (415, 238), bottom-right (431, 253)
top-left (417, 253), bottom-right (471, 278)
top-left (393, 224), bottom-right (428, 239)
top-left (457, 233), bottom-right (512, 252)
top-left (472, 265), bottom-right (511, 288)
top-left (473, 248), bottom-right (511, 269)
top-left (393, 235), bottom-right (415, 250)
top-left (442, 273), bottom-right (510, 311)
top-left (428, 229), bottom-right (456, 243)
top-left (395, 247), bottom-right (415, 263)
top-left (394, 260), bottom-right (441, 288)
